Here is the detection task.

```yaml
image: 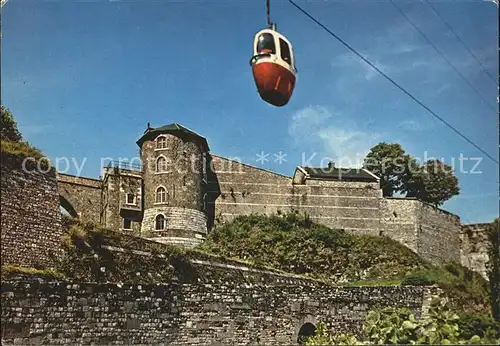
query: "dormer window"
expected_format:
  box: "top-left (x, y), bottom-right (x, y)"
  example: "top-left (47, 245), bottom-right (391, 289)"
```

top-left (156, 136), bottom-right (167, 149)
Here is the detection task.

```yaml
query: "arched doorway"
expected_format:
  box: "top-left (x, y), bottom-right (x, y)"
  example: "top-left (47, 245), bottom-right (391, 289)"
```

top-left (297, 322), bottom-right (316, 345)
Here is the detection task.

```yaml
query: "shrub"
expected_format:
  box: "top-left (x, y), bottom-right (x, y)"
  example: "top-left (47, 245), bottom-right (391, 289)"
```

top-left (401, 274), bottom-right (434, 286)
top-left (305, 296), bottom-right (500, 345)
top-left (458, 312), bottom-right (500, 340)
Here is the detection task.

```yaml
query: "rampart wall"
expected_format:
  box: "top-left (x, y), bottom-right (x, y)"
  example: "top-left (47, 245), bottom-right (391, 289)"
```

top-left (0, 151), bottom-right (64, 269)
top-left (460, 223), bottom-right (492, 280)
top-left (51, 154), bottom-right (465, 266)
top-left (208, 155), bottom-right (383, 234)
top-left (57, 173), bottom-right (102, 224)
top-left (1, 260), bottom-right (435, 345)
top-left (417, 202), bottom-right (461, 265)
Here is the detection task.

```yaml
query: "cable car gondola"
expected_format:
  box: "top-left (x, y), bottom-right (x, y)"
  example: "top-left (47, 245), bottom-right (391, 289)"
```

top-left (250, 0), bottom-right (297, 107)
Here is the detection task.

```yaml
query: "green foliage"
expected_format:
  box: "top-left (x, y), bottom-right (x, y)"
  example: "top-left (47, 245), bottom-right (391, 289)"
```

top-left (364, 306), bottom-right (420, 344)
top-left (401, 273), bottom-right (434, 286)
top-left (305, 297), bottom-right (500, 345)
top-left (362, 142), bottom-right (409, 197)
top-left (401, 264), bottom-right (491, 314)
top-left (200, 214), bottom-right (490, 314)
top-left (363, 142), bottom-right (460, 205)
top-left (0, 106), bottom-right (45, 160)
top-left (1, 105), bottom-right (22, 142)
top-left (457, 312), bottom-right (500, 340)
top-left (1, 265), bottom-right (64, 280)
top-left (0, 139), bottom-right (45, 159)
top-left (404, 159), bottom-right (460, 207)
top-left (305, 322), bottom-right (334, 345)
top-left (199, 213), bottom-right (426, 283)
top-left (57, 220), bottom-right (196, 283)
top-left (487, 218), bottom-right (500, 321)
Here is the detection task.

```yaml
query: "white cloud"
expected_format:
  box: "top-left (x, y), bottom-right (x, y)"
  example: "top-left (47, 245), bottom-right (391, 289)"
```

top-left (288, 105), bottom-right (381, 168)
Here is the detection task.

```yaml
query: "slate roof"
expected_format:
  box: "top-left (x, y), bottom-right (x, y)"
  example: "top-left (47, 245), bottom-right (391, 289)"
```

top-left (300, 166), bottom-right (379, 182)
top-left (136, 123), bottom-right (209, 150)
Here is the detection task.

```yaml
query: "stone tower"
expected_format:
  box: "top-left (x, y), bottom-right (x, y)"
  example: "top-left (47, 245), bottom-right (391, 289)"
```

top-left (137, 123), bottom-right (209, 247)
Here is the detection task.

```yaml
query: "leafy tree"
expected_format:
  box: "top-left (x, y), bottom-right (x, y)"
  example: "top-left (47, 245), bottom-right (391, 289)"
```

top-left (1, 105), bottom-right (22, 142)
top-left (404, 159), bottom-right (460, 206)
top-left (362, 142), bottom-right (409, 196)
top-left (488, 218), bottom-right (500, 321)
top-left (363, 142), bottom-right (460, 206)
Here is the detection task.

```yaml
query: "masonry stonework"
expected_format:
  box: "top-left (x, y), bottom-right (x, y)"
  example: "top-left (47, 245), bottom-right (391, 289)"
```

top-left (417, 203), bottom-right (461, 265)
top-left (0, 151), bottom-right (64, 269)
top-left (57, 173), bottom-right (101, 224)
top-left (208, 155), bottom-right (383, 234)
top-left (139, 128), bottom-right (208, 244)
top-left (460, 223), bottom-right (492, 280)
top-left (380, 198), bottom-right (420, 252)
top-left (52, 123), bottom-right (471, 267)
top-left (101, 167), bottom-right (143, 234)
top-left (1, 266), bottom-right (435, 345)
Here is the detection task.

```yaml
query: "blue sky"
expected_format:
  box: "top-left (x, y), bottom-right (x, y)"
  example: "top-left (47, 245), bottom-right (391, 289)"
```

top-left (2, 0), bottom-right (498, 223)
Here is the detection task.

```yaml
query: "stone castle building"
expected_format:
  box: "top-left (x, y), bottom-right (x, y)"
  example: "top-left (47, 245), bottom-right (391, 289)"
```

top-left (56, 123), bottom-right (489, 270)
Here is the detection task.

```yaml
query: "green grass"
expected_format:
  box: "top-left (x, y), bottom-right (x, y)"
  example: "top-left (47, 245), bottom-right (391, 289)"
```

top-left (198, 213), bottom-right (491, 314)
top-left (1, 265), bottom-right (64, 279)
top-left (0, 139), bottom-right (45, 160)
top-left (199, 213), bottom-right (427, 283)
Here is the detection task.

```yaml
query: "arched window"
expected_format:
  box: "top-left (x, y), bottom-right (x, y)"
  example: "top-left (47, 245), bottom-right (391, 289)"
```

top-left (156, 156), bottom-right (167, 172)
top-left (156, 186), bottom-right (168, 203)
top-left (155, 214), bottom-right (165, 230)
top-left (156, 136), bottom-right (167, 149)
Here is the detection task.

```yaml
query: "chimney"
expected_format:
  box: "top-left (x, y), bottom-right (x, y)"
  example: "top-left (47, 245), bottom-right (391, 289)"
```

top-left (328, 161), bottom-right (335, 169)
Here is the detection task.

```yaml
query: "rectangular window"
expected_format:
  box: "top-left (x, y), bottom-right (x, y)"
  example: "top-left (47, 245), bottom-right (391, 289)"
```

top-left (123, 218), bottom-right (132, 230)
top-left (156, 136), bottom-right (167, 149)
top-left (126, 193), bottom-right (135, 204)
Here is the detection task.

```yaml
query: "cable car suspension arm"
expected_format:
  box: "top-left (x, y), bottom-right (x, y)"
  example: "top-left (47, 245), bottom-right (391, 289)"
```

top-left (266, 0), bottom-right (276, 30)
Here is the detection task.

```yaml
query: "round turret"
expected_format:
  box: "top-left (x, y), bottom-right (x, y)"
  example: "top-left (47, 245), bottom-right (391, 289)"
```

top-left (137, 124), bottom-right (209, 247)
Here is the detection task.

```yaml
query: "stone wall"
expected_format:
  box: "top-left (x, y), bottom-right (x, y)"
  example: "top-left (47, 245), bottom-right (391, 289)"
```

top-left (140, 133), bottom-right (206, 211)
top-left (380, 198), bottom-right (419, 252)
top-left (380, 198), bottom-right (461, 265)
top-left (57, 173), bottom-right (102, 224)
top-left (1, 260), bottom-right (434, 345)
top-left (0, 151), bottom-right (64, 269)
top-left (142, 206), bottom-right (207, 247)
top-left (208, 155), bottom-right (383, 235)
top-left (101, 167), bottom-right (143, 235)
top-left (417, 202), bottom-right (461, 265)
top-left (54, 152), bottom-right (463, 267)
top-left (460, 223), bottom-right (492, 280)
